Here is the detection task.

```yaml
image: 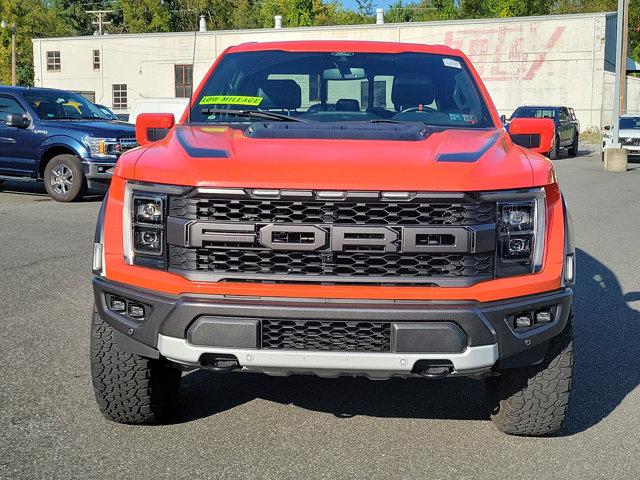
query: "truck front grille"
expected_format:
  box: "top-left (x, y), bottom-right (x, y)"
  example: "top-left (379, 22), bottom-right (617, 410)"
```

top-left (169, 196), bottom-right (494, 226)
top-left (262, 319), bottom-right (391, 352)
top-left (166, 189), bottom-right (497, 286)
top-left (169, 246), bottom-right (493, 279)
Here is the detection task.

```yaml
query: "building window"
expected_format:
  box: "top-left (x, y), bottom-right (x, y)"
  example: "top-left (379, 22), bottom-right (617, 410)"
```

top-left (112, 84), bottom-right (127, 110)
top-left (93, 50), bottom-right (100, 70)
top-left (47, 51), bottom-right (61, 71)
top-left (309, 75), bottom-right (320, 102)
top-left (174, 64), bottom-right (193, 98)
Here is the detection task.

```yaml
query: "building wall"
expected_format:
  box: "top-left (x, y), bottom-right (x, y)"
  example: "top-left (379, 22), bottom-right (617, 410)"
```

top-left (601, 72), bottom-right (640, 125)
top-left (33, 12), bottom-right (611, 128)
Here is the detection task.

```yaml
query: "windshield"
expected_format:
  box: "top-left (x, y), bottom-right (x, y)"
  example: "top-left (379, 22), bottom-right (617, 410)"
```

top-left (511, 107), bottom-right (557, 120)
top-left (188, 50), bottom-right (494, 128)
top-left (22, 90), bottom-right (106, 120)
top-left (620, 117), bottom-right (640, 129)
top-left (96, 104), bottom-right (119, 120)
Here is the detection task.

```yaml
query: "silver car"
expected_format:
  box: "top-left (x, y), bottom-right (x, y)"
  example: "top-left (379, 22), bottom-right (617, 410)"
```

top-left (603, 114), bottom-right (640, 159)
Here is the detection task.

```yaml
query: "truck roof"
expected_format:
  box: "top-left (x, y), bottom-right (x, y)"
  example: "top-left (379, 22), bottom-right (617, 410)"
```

top-left (226, 40), bottom-right (463, 57)
top-left (0, 85), bottom-right (71, 95)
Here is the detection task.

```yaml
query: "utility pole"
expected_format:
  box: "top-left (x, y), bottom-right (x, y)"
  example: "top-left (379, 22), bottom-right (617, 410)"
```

top-left (86, 10), bottom-right (113, 35)
top-left (612, 0), bottom-right (628, 147)
top-left (1, 20), bottom-right (16, 86)
top-left (619, 0), bottom-right (629, 115)
top-left (605, 0), bottom-right (629, 172)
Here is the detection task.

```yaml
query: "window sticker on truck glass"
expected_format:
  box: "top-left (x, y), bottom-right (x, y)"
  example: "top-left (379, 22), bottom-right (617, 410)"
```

top-left (443, 58), bottom-right (462, 69)
top-left (448, 113), bottom-right (478, 124)
top-left (199, 95), bottom-right (263, 106)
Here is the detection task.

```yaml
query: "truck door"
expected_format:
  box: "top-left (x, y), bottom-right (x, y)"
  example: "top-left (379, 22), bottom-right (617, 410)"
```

top-left (0, 95), bottom-right (37, 176)
top-left (558, 108), bottom-right (571, 145)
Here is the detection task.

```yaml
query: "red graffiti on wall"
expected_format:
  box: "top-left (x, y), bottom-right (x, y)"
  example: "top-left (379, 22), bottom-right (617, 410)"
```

top-left (443, 25), bottom-right (565, 81)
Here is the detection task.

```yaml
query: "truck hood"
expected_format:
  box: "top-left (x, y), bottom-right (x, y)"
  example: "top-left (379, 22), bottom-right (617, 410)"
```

top-left (42, 119), bottom-right (135, 138)
top-left (127, 125), bottom-right (550, 191)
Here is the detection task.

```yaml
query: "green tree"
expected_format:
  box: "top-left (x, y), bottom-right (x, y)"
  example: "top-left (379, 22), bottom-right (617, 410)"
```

top-left (116, 0), bottom-right (172, 33)
top-left (0, 0), bottom-right (72, 86)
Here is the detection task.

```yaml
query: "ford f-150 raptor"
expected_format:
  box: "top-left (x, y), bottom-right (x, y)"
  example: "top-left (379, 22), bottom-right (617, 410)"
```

top-left (90, 41), bottom-right (575, 436)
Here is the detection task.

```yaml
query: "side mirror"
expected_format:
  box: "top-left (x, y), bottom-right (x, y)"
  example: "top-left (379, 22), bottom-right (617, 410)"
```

top-left (604, 125), bottom-right (611, 130)
top-left (508, 117), bottom-right (555, 155)
top-left (5, 113), bottom-right (30, 129)
top-left (500, 114), bottom-right (507, 125)
top-left (135, 113), bottom-right (175, 146)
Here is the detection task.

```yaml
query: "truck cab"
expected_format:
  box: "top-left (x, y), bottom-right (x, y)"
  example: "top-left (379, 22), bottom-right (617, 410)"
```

top-left (0, 86), bottom-right (136, 201)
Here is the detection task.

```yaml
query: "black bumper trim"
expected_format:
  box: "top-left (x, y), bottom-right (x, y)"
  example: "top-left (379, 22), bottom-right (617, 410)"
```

top-left (93, 276), bottom-right (572, 366)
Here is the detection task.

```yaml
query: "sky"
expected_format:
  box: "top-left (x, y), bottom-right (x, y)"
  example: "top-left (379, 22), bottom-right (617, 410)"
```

top-left (341, 0), bottom-right (396, 11)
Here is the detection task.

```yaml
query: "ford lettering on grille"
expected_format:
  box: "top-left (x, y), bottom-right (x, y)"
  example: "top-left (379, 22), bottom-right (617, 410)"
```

top-left (168, 220), bottom-right (493, 254)
top-left (166, 190), bottom-right (497, 285)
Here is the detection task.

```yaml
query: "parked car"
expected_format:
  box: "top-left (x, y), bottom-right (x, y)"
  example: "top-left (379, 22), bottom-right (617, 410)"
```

top-left (128, 97), bottom-right (190, 124)
top-left (0, 86), bottom-right (137, 201)
top-left (602, 114), bottom-right (640, 160)
top-left (508, 106), bottom-right (579, 159)
top-left (91, 41), bottom-right (575, 436)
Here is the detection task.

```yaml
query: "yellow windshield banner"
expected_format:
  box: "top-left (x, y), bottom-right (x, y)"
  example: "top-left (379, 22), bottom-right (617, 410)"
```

top-left (199, 95), bottom-right (263, 106)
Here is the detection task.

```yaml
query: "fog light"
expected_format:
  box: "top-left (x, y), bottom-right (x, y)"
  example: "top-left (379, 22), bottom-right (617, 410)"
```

top-left (514, 313), bottom-right (533, 329)
top-left (128, 303), bottom-right (145, 318)
top-left (109, 297), bottom-right (126, 313)
top-left (535, 309), bottom-right (552, 324)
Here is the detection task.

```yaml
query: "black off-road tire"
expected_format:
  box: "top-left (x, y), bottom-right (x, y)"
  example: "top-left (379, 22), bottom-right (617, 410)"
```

top-left (486, 319), bottom-right (574, 436)
top-left (43, 154), bottom-right (87, 202)
top-left (90, 308), bottom-right (181, 424)
top-left (568, 133), bottom-right (579, 157)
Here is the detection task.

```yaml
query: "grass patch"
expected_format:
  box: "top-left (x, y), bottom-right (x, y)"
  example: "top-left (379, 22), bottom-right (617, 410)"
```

top-left (580, 131), bottom-right (602, 145)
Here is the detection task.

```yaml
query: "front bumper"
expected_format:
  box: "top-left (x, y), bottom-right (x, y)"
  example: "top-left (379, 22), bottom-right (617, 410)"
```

top-left (93, 276), bottom-right (572, 378)
top-left (84, 160), bottom-right (117, 190)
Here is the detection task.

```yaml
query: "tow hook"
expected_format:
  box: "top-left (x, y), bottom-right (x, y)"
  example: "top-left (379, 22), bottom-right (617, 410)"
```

top-left (412, 360), bottom-right (454, 379)
top-left (199, 353), bottom-right (241, 373)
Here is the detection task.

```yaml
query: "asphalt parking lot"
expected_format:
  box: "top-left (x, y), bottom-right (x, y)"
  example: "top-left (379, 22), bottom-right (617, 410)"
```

top-left (1, 146), bottom-right (639, 480)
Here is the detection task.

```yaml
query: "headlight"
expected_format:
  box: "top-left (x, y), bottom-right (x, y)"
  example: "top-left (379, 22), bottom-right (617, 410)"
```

top-left (123, 182), bottom-right (190, 268)
top-left (496, 191), bottom-right (546, 277)
top-left (84, 136), bottom-right (122, 159)
top-left (123, 186), bottom-right (167, 267)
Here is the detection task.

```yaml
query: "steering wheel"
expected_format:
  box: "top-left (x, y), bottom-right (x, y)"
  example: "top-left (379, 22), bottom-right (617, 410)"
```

top-left (401, 106), bottom-right (437, 114)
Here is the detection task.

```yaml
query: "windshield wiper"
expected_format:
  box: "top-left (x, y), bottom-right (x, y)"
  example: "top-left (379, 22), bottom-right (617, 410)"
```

top-left (369, 119), bottom-right (406, 124)
top-left (200, 108), bottom-right (305, 122)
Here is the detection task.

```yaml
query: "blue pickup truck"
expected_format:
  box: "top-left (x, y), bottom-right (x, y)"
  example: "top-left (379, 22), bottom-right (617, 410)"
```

top-left (0, 86), bottom-right (136, 201)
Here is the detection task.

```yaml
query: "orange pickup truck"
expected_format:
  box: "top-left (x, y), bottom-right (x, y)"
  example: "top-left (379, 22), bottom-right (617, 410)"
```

top-left (90, 40), bottom-right (575, 436)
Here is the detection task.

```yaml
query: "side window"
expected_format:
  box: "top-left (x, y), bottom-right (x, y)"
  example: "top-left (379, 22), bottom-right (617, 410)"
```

top-left (0, 96), bottom-right (26, 125)
top-left (559, 108), bottom-right (568, 121)
top-left (326, 79), bottom-right (363, 108)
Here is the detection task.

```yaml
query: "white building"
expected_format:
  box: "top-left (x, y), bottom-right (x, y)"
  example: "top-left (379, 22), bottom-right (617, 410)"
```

top-left (31, 12), bottom-right (639, 129)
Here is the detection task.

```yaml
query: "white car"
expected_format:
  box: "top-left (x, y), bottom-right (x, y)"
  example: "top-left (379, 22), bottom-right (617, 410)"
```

top-left (603, 114), bottom-right (640, 159)
top-left (128, 97), bottom-right (190, 125)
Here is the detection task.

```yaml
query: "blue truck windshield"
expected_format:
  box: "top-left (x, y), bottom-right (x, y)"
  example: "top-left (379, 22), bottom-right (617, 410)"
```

top-left (22, 90), bottom-right (106, 121)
